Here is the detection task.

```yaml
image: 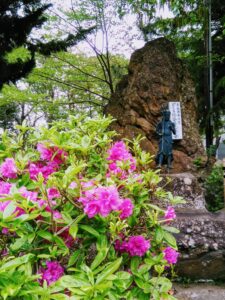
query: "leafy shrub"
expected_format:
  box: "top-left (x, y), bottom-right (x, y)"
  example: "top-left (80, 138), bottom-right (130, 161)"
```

top-left (0, 115), bottom-right (183, 300)
top-left (204, 164), bottom-right (224, 212)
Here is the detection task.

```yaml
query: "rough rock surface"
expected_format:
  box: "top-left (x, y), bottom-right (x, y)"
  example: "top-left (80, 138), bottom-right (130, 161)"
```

top-left (163, 173), bottom-right (225, 280)
top-left (174, 283), bottom-right (225, 300)
top-left (105, 38), bottom-right (206, 172)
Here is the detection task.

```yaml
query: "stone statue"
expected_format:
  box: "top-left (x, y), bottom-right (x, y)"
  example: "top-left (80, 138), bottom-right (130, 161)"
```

top-left (155, 110), bottom-right (176, 170)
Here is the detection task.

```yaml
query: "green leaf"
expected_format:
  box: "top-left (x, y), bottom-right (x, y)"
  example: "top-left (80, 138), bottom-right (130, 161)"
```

top-left (114, 271), bottom-right (133, 291)
top-left (155, 226), bottom-right (164, 243)
top-left (0, 254), bottom-right (34, 272)
top-left (130, 256), bottom-right (141, 275)
top-left (37, 230), bottom-right (54, 241)
top-left (10, 236), bottom-right (27, 251)
top-left (163, 232), bottom-right (177, 249)
top-left (81, 135), bottom-right (91, 149)
top-left (69, 223), bottom-right (78, 239)
top-left (79, 225), bottom-right (100, 238)
top-left (162, 225), bottom-right (179, 234)
top-left (91, 236), bottom-right (109, 270)
top-left (96, 257), bottom-right (122, 284)
top-left (3, 202), bottom-right (16, 219)
top-left (68, 250), bottom-right (81, 267)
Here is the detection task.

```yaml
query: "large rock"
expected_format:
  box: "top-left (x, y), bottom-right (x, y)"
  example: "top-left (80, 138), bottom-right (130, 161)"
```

top-left (163, 173), bottom-right (225, 280)
top-left (105, 38), bottom-right (206, 172)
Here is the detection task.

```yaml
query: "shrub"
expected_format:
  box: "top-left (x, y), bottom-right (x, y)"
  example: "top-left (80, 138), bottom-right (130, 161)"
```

top-left (204, 164), bottom-right (224, 212)
top-left (0, 115), bottom-right (183, 300)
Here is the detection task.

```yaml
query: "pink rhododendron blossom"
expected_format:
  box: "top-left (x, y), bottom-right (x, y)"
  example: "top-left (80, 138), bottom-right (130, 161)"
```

top-left (52, 210), bottom-right (62, 219)
top-left (2, 228), bottom-right (9, 234)
top-left (79, 185), bottom-right (123, 218)
top-left (114, 239), bottom-right (128, 253)
top-left (39, 261), bottom-right (64, 286)
top-left (107, 141), bottom-right (136, 178)
top-left (28, 161), bottom-right (59, 181)
top-left (19, 187), bottom-right (38, 202)
top-left (0, 200), bottom-right (11, 212)
top-left (164, 206), bottom-right (176, 221)
top-left (37, 144), bottom-right (68, 164)
top-left (79, 185), bottom-right (134, 219)
top-left (0, 158), bottom-right (17, 179)
top-left (0, 181), bottom-right (12, 196)
top-left (47, 188), bottom-right (60, 200)
top-left (69, 181), bottom-right (78, 189)
top-left (126, 235), bottom-right (150, 257)
top-left (119, 199), bottom-right (134, 219)
top-left (163, 247), bottom-right (179, 264)
top-left (59, 229), bottom-right (77, 248)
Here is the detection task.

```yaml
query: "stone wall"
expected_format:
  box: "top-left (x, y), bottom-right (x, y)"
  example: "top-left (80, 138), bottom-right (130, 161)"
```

top-left (164, 173), bottom-right (225, 280)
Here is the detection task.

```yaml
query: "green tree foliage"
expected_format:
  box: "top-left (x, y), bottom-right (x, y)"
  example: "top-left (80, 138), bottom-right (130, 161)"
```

top-left (0, 53), bottom-right (128, 126)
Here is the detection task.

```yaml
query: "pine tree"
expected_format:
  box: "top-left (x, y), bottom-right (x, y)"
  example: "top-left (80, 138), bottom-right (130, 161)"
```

top-left (0, 0), bottom-right (94, 88)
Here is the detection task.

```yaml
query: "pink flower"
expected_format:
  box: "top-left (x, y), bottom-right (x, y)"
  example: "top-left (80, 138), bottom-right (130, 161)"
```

top-left (114, 239), bottom-right (128, 253)
top-left (39, 261), bottom-right (64, 286)
top-left (78, 185), bottom-right (122, 218)
top-left (19, 187), bottom-right (38, 202)
top-left (83, 200), bottom-right (101, 218)
top-left (164, 206), bottom-right (176, 221)
top-left (47, 188), bottom-right (60, 200)
top-left (163, 247), bottom-right (179, 264)
top-left (2, 228), bottom-right (9, 234)
top-left (126, 236), bottom-right (150, 257)
top-left (0, 200), bottom-right (11, 212)
top-left (107, 141), bottom-right (136, 178)
top-left (0, 158), bottom-right (17, 179)
top-left (59, 229), bottom-right (77, 248)
top-left (37, 144), bottom-right (68, 164)
top-left (107, 141), bottom-right (131, 162)
top-left (37, 144), bottom-right (52, 161)
top-left (0, 181), bottom-right (12, 196)
top-left (28, 161), bottom-right (58, 181)
top-left (52, 210), bottom-right (62, 219)
top-left (69, 181), bottom-right (78, 189)
top-left (119, 199), bottom-right (134, 219)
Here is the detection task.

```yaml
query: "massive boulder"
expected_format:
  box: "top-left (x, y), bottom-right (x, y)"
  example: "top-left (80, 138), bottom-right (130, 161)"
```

top-left (105, 38), bottom-right (205, 172)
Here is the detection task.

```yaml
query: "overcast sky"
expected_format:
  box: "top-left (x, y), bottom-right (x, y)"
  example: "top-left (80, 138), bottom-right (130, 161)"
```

top-left (49, 0), bottom-right (173, 58)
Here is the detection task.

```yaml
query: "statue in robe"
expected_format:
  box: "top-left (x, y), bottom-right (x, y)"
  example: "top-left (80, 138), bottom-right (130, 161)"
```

top-left (155, 110), bottom-right (176, 170)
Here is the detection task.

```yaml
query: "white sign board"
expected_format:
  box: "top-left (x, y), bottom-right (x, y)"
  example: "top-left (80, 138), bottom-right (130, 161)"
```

top-left (169, 102), bottom-right (183, 140)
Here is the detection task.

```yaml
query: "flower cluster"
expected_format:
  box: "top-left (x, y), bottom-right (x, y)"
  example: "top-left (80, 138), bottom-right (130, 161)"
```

top-left (115, 235), bottom-right (150, 257)
top-left (163, 247), bottom-right (179, 264)
top-left (164, 206), bottom-right (176, 221)
top-left (37, 143), bottom-right (68, 164)
top-left (107, 141), bottom-right (136, 178)
top-left (0, 158), bottom-right (17, 179)
top-left (39, 261), bottom-right (64, 286)
top-left (28, 144), bottom-right (68, 181)
top-left (78, 185), bottom-right (133, 219)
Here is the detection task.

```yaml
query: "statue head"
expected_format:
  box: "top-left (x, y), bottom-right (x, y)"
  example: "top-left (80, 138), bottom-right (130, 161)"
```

top-left (162, 110), bottom-right (171, 121)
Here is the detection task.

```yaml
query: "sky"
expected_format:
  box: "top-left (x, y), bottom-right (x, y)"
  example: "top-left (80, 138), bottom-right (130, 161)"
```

top-left (49, 0), bottom-right (173, 58)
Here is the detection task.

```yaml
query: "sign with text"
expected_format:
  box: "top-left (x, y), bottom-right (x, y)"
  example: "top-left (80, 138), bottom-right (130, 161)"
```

top-left (169, 101), bottom-right (183, 140)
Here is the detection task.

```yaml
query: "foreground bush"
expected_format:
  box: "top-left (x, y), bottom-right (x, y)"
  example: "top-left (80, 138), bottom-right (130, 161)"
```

top-left (0, 116), bottom-right (183, 300)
